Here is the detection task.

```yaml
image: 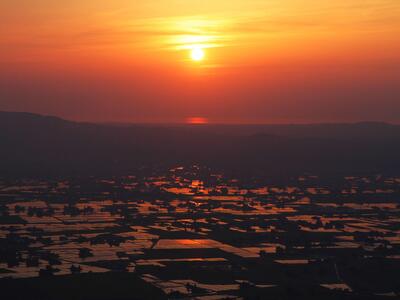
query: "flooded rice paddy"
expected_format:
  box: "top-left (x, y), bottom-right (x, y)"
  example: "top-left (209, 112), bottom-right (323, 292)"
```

top-left (1, 166), bottom-right (400, 298)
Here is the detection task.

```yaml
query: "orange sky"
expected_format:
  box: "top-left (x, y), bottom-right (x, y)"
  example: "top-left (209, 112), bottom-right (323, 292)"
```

top-left (1, 0), bottom-right (399, 123)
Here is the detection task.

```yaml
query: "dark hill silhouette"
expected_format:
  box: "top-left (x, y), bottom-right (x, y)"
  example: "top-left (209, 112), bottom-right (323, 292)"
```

top-left (1, 111), bottom-right (400, 177)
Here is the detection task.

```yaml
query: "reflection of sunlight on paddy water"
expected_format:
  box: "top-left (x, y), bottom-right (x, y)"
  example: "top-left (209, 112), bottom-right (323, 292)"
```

top-left (154, 239), bottom-right (258, 258)
top-left (2, 168), bottom-right (400, 288)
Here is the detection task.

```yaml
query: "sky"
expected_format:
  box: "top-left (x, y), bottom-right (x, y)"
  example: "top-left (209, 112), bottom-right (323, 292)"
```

top-left (1, 0), bottom-right (399, 123)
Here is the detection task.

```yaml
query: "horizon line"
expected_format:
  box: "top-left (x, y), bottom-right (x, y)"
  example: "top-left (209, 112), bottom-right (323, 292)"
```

top-left (1, 110), bottom-right (399, 126)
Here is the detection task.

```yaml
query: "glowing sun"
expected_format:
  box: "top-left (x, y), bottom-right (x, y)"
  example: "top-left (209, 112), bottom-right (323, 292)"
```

top-left (190, 47), bottom-right (205, 61)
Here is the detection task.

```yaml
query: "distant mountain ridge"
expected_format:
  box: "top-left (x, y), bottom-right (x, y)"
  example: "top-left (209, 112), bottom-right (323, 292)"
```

top-left (1, 111), bottom-right (400, 177)
top-left (0, 111), bottom-right (75, 127)
top-left (1, 111), bottom-right (398, 138)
